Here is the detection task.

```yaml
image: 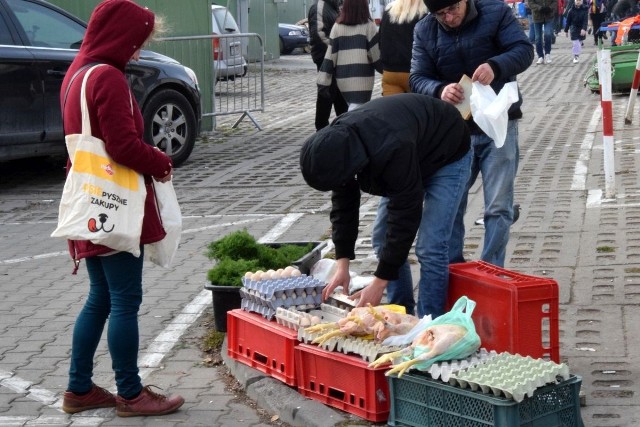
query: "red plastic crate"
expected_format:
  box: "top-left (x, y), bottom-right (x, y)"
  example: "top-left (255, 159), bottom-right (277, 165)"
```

top-left (447, 261), bottom-right (560, 362)
top-left (226, 309), bottom-right (299, 386)
top-left (294, 343), bottom-right (390, 422)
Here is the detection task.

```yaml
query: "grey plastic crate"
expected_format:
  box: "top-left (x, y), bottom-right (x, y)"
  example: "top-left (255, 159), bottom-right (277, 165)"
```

top-left (387, 372), bottom-right (584, 427)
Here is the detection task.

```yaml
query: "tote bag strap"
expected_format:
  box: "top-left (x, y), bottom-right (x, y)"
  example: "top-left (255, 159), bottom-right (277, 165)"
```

top-left (79, 64), bottom-right (106, 137)
top-left (61, 62), bottom-right (100, 122)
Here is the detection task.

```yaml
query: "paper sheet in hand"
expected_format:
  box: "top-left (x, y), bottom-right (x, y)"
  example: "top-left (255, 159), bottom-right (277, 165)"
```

top-left (456, 75), bottom-right (472, 120)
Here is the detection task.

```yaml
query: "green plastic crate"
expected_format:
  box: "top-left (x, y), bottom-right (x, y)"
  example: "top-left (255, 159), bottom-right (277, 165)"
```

top-left (387, 372), bottom-right (584, 427)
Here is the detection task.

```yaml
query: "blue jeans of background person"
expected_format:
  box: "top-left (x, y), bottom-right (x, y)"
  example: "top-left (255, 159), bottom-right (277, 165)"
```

top-left (68, 249), bottom-right (144, 399)
top-left (371, 150), bottom-right (472, 318)
top-left (527, 14), bottom-right (535, 43)
top-left (450, 120), bottom-right (519, 268)
top-left (534, 21), bottom-right (554, 57)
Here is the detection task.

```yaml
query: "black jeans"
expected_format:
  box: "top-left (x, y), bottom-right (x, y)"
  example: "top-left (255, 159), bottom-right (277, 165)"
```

top-left (314, 61), bottom-right (348, 131)
top-left (590, 12), bottom-right (606, 43)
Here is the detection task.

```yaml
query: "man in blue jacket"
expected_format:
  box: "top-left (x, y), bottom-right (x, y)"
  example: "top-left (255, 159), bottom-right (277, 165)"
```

top-left (300, 93), bottom-right (471, 317)
top-left (410, 0), bottom-right (533, 268)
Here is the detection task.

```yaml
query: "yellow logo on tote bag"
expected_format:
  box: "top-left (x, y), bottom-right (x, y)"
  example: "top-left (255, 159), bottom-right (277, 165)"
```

top-left (73, 150), bottom-right (140, 191)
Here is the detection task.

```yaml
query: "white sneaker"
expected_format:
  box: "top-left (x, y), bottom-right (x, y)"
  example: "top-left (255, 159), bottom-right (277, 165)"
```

top-left (572, 56), bottom-right (579, 64)
top-left (536, 57), bottom-right (544, 65)
top-left (544, 54), bottom-right (552, 64)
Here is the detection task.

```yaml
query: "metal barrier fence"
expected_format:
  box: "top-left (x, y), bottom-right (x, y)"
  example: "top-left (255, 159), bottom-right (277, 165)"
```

top-left (156, 33), bottom-right (265, 131)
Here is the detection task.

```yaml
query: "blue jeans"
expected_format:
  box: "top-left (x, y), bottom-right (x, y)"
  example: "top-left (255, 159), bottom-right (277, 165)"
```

top-left (527, 14), bottom-right (535, 43)
top-left (372, 150), bottom-right (472, 318)
top-left (450, 120), bottom-right (519, 267)
top-left (534, 21), bottom-right (554, 57)
top-left (68, 250), bottom-right (144, 399)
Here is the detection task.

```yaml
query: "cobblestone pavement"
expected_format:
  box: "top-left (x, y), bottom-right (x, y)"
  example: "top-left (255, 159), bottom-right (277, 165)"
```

top-left (0, 33), bottom-right (639, 426)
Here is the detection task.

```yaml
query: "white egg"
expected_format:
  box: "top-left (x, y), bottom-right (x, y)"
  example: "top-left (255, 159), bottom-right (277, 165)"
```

top-left (290, 268), bottom-right (301, 277)
top-left (244, 271), bottom-right (253, 279)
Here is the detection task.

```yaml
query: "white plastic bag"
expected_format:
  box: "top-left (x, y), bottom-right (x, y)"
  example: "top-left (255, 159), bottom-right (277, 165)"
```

top-left (146, 180), bottom-right (182, 268)
top-left (51, 65), bottom-right (146, 257)
top-left (470, 81), bottom-right (519, 148)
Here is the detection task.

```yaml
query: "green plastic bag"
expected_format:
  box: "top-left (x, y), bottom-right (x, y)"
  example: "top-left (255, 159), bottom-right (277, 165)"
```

top-left (404, 296), bottom-right (481, 371)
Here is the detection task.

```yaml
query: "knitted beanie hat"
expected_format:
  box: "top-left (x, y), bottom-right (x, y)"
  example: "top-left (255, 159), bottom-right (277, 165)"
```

top-left (423, 0), bottom-right (459, 13)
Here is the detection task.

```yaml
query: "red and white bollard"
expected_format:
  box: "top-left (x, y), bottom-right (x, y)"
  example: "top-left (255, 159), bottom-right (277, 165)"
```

top-left (624, 50), bottom-right (640, 125)
top-left (598, 48), bottom-right (616, 199)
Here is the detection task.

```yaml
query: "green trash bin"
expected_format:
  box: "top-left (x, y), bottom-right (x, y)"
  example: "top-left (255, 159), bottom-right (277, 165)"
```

top-left (584, 43), bottom-right (640, 93)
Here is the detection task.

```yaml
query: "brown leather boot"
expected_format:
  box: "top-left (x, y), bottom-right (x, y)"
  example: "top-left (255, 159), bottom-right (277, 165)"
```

top-left (116, 385), bottom-right (184, 417)
top-left (62, 383), bottom-right (116, 414)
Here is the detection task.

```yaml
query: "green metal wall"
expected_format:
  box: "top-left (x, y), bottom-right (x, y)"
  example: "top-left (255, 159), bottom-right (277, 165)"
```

top-left (277, 0), bottom-right (310, 26)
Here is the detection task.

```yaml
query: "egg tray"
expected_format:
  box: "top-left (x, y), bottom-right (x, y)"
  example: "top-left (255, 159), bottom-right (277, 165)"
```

top-left (418, 348), bottom-right (499, 382)
top-left (298, 325), bottom-right (403, 363)
top-left (449, 352), bottom-right (571, 402)
top-left (275, 304), bottom-right (348, 330)
top-left (239, 275), bottom-right (326, 319)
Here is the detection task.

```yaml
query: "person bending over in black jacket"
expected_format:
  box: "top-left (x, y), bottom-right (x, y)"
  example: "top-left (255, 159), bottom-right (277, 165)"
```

top-left (300, 93), bottom-right (472, 318)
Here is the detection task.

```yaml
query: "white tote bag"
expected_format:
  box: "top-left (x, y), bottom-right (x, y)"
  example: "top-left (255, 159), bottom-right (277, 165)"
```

top-left (51, 65), bottom-right (146, 257)
top-left (146, 180), bottom-right (182, 268)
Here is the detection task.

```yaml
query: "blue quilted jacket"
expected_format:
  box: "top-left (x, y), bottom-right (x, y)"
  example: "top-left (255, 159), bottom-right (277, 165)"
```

top-left (410, 0), bottom-right (534, 122)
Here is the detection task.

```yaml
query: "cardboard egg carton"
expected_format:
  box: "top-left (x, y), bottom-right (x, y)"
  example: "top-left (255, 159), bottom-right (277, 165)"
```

top-left (275, 304), bottom-right (348, 330)
top-left (449, 352), bottom-right (571, 402)
top-left (422, 348), bottom-right (499, 382)
top-left (239, 275), bottom-right (326, 319)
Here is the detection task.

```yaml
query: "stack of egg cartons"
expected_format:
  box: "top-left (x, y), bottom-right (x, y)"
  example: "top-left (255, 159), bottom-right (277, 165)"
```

top-left (240, 270), bottom-right (325, 319)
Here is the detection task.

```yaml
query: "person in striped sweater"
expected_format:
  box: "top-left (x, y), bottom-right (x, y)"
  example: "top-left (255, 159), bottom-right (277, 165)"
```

top-left (317, 0), bottom-right (383, 111)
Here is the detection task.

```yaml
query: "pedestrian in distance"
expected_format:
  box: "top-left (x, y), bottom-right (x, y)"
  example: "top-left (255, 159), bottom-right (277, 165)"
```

top-left (525, 0), bottom-right (537, 43)
top-left (588, 0), bottom-right (608, 45)
top-left (378, 0), bottom-right (427, 96)
top-left (529, 0), bottom-right (558, 64)
top-left (565, 0), bottom-right (589, 63)
top-left (59, 0), bottom-right (184, 417)
top-left (317, 0), bottom-right (383, 111)
top-left (410, 0), bottom-right (534, 268)
top-left (308, 0), bottom-right (348, 130)
top-left (300, 93), bottom-right (472, 318)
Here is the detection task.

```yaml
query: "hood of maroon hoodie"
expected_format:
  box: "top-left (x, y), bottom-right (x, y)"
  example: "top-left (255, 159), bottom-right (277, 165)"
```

top-left (79, 0), bottom-right (155, 70)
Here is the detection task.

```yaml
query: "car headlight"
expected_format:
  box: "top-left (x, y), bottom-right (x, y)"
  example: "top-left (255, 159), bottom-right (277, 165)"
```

top-left (288, 30), bottom-right (302, 36)
top-left (182, 65), bottom-right (199, 89)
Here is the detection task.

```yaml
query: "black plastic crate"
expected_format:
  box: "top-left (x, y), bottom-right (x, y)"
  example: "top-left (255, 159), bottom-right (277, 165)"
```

top-left (387, 372), bottom-right (584, 427)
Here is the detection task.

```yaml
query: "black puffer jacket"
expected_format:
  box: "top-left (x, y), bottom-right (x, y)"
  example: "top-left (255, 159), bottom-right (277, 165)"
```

top-left (308, 0), bottom-right (341, 65)
top-left (299, 94), bottom-right (470, 281)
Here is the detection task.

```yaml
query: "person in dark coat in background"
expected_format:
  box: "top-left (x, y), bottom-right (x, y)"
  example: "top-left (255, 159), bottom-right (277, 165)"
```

top-left (410, 0), bottom-right (533, 270)
top-left (589, 0), bottom-right (607, 45)
top-left (529, 0), bottom-right (559, 63)
top-left (300, 94), bottom-right (472, 318)
top-left (59, 0), bottom-right (184, 417)
top-left (565, 0), bottom-right (589, 62)
top-left (308, 0), bottom-right (348, 130)
top-left (378, 0), bottom-right (427, 95)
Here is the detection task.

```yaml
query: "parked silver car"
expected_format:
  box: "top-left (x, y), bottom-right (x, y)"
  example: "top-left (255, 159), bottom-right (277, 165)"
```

top-left (211, 5), bottom-right (247, 82)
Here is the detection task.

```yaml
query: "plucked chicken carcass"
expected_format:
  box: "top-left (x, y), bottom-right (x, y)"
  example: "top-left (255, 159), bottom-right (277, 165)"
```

top-left (369, 323), bottom-right (473, 377)
top-left (304, 305), bottom-right (419, 345)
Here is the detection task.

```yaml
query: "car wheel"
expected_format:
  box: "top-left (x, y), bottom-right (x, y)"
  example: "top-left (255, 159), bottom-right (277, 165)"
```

top-left (279, 38), bottom-right (293, 55)
top-left (142, 89), bottom-right (196, 168)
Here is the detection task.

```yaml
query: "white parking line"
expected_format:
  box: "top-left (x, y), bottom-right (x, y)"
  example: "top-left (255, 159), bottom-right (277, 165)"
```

top-left (572, 106), bottom-right (600, 191)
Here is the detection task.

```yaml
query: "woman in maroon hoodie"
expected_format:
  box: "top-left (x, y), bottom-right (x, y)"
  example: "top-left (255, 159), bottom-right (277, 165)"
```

top-left (59, 0), bottom-right (183, 417)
